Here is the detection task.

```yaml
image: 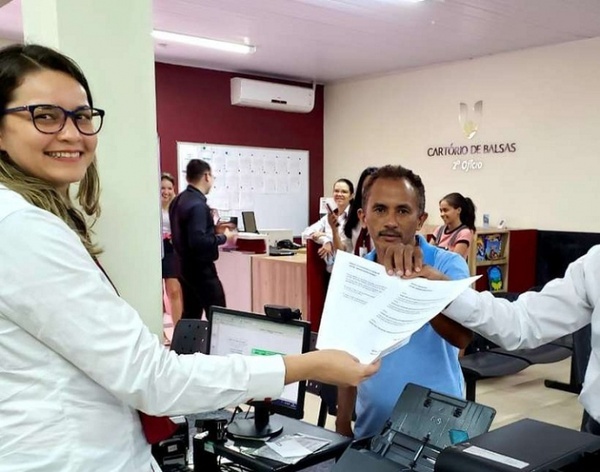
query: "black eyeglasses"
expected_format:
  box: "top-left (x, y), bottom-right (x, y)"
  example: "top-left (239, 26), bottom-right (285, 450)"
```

top-left (2, 104), bottom-right (105, 136)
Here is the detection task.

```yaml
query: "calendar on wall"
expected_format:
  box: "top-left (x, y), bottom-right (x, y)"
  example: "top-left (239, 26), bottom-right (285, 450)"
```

top-left (177, 142), bottom-right (309, 235)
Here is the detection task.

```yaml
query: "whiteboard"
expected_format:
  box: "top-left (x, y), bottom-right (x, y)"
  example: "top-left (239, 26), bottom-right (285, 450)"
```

top-left (177, 142), bottom-right (309, 236)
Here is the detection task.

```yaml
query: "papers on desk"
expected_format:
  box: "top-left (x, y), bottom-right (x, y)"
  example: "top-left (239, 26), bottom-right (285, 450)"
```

top-left (316, 251), bottom-right (479, 364)
top-left (251, 433), bottom-right (331, 464)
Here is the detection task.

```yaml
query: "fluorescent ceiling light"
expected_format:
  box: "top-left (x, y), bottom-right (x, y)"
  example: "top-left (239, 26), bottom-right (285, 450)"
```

top-left (152, 30), bottom-right (256, 54)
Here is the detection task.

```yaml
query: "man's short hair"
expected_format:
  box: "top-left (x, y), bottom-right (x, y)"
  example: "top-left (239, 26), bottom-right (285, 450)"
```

top-left (186, 159), bottom-right (211, 183)
top-left (362, 165), bottom-right (426, 214)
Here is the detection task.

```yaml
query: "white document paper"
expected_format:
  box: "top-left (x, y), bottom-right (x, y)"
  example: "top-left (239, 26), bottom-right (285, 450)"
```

top-left (265, 438), bottom-right (312, 458)
top-left (252, 433), bottom-right (331, 465)
top-left (316, 251), bottom-right (479, 363)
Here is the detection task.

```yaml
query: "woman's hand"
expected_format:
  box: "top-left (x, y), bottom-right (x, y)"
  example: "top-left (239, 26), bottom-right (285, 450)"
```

top-left (283, 350), bottom-right (380, 387)
top-left (311, 231), bottom-right (326, 241)
top-left (317, 242), bottom-right (334, 260)
top-left (326, 209), bottom-right (339, 229)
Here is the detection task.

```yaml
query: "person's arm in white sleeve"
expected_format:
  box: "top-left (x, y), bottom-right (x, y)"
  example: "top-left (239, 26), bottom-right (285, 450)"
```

top-left (1, 208), bottom-right (380, 416)
top-left (301, 215), bottom-right (331, 246)
top-left (0, 208), bottom-right (284, 416)
top-left (443, 248), bottom-right (597, 350)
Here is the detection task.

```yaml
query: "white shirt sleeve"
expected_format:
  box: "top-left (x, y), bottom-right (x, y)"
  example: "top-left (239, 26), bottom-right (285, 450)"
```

top-left (302, 215), bottom-right (330, 245)
top-left (444, 248), bottom-right (596, 350)
top-left (0, 207), bottom-right (285, 416)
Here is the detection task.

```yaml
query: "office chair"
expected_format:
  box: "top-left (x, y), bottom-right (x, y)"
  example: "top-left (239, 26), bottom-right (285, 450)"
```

top-left (460, 335), bottom-right (530, 401)
top-left (170, 319), bottom-right (209, 355)
top-left (545, 325), bottom-right (590, 395)
top-left (460, 288), bottom-right (575, 401)
top-left (488, 291), bottom-right (572, 366)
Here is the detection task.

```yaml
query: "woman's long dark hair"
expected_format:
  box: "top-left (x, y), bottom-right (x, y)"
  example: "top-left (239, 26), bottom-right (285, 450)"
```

top-left (344, 167), bottom-right (378, 239)
top-left (440, 192), bottom-right (476, 231)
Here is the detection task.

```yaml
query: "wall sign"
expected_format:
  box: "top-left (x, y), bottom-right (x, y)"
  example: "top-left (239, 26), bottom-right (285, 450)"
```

top-left (426, 101), bottom-right (518, 172)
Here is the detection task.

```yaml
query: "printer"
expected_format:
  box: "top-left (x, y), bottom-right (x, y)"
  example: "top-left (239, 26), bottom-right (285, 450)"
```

top-left (332, 383), bottom-right (496, 472)
top-left (435, 418), bottom-right (600, 471)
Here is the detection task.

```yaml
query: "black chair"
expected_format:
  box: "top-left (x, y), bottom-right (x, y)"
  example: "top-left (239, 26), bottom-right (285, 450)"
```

top-left (460, 334), bottom-right (530, 401)
top-left (460, 289), bottom-right (577, 401)
top-left (170, 319), bottom-right (209, 355)
top-left (545, 325), bottom-right (590, 395)
top-left (489, 292), bottom-right (572, 365)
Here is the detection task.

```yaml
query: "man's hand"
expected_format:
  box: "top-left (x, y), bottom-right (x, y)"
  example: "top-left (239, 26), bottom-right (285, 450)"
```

top-left (336, 385), bottom-right (357, 438)
top-left (318, 242), bottom-right (334, 260)
top-left (215, 221), bottom-right (235, 234)
top-left (223, 228), bottom-right (236, 243)
top-left (404, 264), bottom-right (449, 281)
top-left (335, 418), bottom-right (354, 438)
top-left (380, 243), bottom-right (424, 277)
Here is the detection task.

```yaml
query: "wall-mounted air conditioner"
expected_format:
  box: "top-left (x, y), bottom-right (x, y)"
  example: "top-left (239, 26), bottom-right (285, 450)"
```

top-left (230, 77), bottom-right (315, 113)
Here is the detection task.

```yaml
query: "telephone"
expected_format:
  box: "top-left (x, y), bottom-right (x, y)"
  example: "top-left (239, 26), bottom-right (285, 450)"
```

top-left (277, 239), bottom-right (302, 250)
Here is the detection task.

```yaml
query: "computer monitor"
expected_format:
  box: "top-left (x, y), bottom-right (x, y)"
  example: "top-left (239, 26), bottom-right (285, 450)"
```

top-left (242, 211), bottom-right (258, 233)
top-left (207, 306), bottom-right (310, 439)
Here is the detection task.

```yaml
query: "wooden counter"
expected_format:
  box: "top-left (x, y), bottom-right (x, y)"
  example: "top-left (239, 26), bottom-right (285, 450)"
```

top-left (251, 253), bottom-right (308, 320)
top-left (216, 250), bottom-right (309, 322)
top-left (215, 250), bottom-right (254, 312)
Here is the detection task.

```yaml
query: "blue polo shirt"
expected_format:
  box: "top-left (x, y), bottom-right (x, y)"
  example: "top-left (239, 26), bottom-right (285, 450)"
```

top-left (354, 234), bottom-right (469, 439)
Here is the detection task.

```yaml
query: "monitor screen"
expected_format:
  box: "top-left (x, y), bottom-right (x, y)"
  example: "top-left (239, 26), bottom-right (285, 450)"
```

top-left (242, 211), bottom-right (258, 233)
top-left (207, 307), bottom-right (310, 420)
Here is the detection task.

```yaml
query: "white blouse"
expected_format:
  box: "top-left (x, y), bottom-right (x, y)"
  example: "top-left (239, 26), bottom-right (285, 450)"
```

top-left (301, 207), bottom-right (348, 246)
top-left (0, 185), bottom-right (285, 471)
top-left (161, 207), bottom-right (171, 236)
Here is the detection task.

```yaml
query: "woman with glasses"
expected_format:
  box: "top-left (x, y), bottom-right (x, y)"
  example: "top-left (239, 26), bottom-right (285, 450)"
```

top-left (0, 44), bottom-right (378, 471)
top-left (301, 178), bottom-right (354, 268)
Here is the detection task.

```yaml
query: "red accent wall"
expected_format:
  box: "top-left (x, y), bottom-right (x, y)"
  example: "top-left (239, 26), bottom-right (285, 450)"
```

top-left (507, 229), bottom-right (537, 292)
top-left (155, 63), bottom-right (324, 223)
top-left (474, 229), bottom-right (537, 293)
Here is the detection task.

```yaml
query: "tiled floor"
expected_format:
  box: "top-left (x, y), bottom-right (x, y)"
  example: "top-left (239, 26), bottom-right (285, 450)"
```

top-left (302, 358), bottom-right (584, 432)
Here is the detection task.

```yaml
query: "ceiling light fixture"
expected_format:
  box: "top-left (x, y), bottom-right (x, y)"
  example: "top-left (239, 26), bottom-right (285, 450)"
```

top-left (151, 30), bottom-right (256, 54)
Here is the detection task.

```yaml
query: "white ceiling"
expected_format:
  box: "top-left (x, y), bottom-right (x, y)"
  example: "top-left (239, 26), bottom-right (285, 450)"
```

top-left (1, 0), bottom-right (600, 83)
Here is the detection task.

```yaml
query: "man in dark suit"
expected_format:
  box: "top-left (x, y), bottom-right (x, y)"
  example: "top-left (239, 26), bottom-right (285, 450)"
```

top-left (169, 159), bottom-right (234, 320)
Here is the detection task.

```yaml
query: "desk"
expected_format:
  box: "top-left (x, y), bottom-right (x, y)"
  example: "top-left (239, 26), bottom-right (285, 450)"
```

top-left (215, 250), bottom-right (310, 323)
top-left (251, 254), bottom-right (307, 319)
top-left (206, 414), bottom-right (350, 472)
top-left (215, 250), bottom-right (254, 312)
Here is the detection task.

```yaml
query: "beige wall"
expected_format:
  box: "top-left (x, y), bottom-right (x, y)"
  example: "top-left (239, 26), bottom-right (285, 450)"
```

top-left (22, 0), bottom-right (163, 335)
top-left (324, 37), bottom-right (600, 232)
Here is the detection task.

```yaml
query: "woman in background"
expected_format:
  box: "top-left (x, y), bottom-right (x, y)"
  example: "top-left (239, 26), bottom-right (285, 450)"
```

top-left (335, 166), bottom-right (378, 255)
top-left (432, 192), bottom-right (476, 260)
top-left (160, 172), bottom-right (183, 326)
top-left (302, 177), bottom-right (354, 263)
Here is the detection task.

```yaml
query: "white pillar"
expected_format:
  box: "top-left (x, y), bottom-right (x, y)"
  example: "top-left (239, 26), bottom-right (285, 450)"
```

top-left (22, 0), bottom-right (163, 336)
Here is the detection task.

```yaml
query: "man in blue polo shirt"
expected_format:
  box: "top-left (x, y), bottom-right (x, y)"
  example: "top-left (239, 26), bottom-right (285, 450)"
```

top-left (336, 165), bottom-right (472, 439)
